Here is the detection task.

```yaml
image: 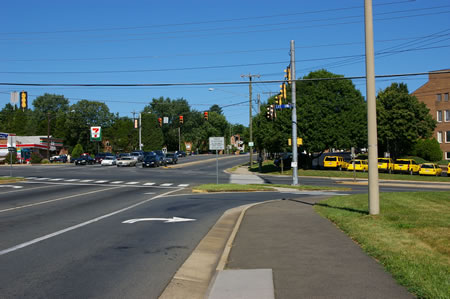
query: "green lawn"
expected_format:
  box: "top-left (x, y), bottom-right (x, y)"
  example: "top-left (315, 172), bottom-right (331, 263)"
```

top-left (314, 192), bottom-right (450, 298)
top-left (0, 177), bottom-right (24, 183)
top-left (249, 161), bottom-right (450, 182)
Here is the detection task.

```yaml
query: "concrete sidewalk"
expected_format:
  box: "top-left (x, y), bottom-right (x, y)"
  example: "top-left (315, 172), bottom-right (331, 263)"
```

top-left (208, 198), bottom-right (413, 299)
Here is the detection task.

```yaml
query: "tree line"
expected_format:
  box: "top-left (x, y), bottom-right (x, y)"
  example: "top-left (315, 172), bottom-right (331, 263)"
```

top-left (0, 95), bottom-right (248, 155)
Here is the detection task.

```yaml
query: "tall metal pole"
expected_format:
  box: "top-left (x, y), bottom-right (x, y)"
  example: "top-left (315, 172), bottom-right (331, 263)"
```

top-left (365, 0), bottom-right (380, 215)
top-left (241, 74), bottom-right (260, 168)
top-left (47, 112), bottom-right (51, 159)
top-left (178, 127), bottom-right (181, 152)
top-left (139, 113), bottom-right (142, 151)
top-left (291, 40), bottom-right (299, 186)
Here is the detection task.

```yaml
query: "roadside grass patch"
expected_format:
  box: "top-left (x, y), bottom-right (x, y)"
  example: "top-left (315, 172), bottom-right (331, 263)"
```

top-left (314, 192), bottom-right (450, 298)
top-left (0, 177), bottom-right (25, 183)
top-left (192, 183), bottom-right (350, 193)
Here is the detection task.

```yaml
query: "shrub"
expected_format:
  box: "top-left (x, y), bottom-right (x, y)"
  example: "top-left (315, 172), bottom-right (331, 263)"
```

top-left (71, 144), bottom-right (84, 158)
top-left (30, 153), bottom-right (42, 164)
top-left (5, 153), bottom-right (17, 164)
top-left (413, 139), bottom-right (442, 162)
top-left (41, 158), bottom-right (50, 164)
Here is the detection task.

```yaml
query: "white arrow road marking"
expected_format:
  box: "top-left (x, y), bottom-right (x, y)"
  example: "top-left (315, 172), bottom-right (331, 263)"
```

top-left (122, 217), bottom-right (196, 224)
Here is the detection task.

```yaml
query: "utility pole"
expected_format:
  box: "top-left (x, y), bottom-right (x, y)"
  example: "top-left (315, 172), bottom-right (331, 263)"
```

top-left (241, 73), bottom-right (260, 168)
top-left (47, 112), bottom-right (51, 159)
top-left (139, 112), bottom-right (142, 151)
top-left (365, 0), bottom-right (380, 215)
top-left (257, 94), bottom-right (261, 113)
top-left (290, 41), bottom-right (299, 186)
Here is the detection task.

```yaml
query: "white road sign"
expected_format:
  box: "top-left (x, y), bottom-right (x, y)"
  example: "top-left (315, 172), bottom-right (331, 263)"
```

top-left (209, 137), bottom-right (225, 150)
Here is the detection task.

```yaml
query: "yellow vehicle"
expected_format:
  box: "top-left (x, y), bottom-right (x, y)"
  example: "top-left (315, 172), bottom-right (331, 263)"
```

top-left (419, 163), bottom-right (442, 176)
top-left (377, 158), bottom-right (394, 174)
top-left (393, 159), bottom-right (420, 175)
top-left (347, 159), bottom-right (368, 172)
top-left (323, 156), bottom-right (348, 171)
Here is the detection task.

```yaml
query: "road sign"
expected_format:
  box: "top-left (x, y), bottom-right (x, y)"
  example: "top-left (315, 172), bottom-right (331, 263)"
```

top-left (90, 126), bottom-right (102, 142)
top-left (248, 142), bottom-right (254, 147)
top-left (209, 137), bottom-right (225, 150)
top-left (288, 138), bottom-right (303, 146)
top-left (8, 147), bottom-right (16, 152)
top-left (276, 104), bottom-right (293, 109)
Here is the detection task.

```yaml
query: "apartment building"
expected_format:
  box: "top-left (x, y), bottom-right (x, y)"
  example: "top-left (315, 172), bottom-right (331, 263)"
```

top-left (412, 69), bottom-right (450, 160)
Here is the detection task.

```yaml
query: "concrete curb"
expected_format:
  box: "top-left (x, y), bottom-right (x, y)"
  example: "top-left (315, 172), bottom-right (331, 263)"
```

top-left (159, 200), bottom-right (276, 299)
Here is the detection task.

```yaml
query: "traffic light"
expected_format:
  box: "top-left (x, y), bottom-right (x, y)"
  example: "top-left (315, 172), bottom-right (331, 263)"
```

top-left (204, 111), bottom-right (209, 121)
top-left (134, 118), bottom-right (139, 129)
top-left (158, 117), bottom-right (162, 127)
top-left (179, 115), bottom-right (184, 124)
top-left (275, 95), bottom-right (281, 106)
top-left (284, 66), bottom-right (291, 82)
top-left (266, 105), bottom-right (271, 119)
top-left (20, 91), bottom-right (27, 110)
top-left (280, 83), bottom-right (287, 100)
top-left (270, 104), bottom-right (276, 119)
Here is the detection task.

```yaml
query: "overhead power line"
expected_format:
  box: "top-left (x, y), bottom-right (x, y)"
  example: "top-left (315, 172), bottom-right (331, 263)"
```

top-left (1, 70), bottom-right (449, 87)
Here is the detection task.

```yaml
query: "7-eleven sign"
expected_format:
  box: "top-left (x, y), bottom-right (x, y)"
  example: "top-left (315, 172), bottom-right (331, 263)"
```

top-left (90, 126), bottom-right (102, 141)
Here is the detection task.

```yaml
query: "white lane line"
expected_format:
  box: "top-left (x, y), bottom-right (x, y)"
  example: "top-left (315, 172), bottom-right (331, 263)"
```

top-left (0, 185), bottom-right (24, 189)
top-left (65, 179), bottom-right (80, 182)
top-left (125, 182), bottom-right (139, 185)
top-left (49, 178), bottom-right (64, 181)
top-left (144, 192), bottom-right (156, 195)
top-left (35, 178), bottom-right (49, 181)
top-left (144, 182), bottom-right (155, 186)
top-left (0, 186), bottom-right (123, 214)
top-left (25, 177), bottom-right (38, 179)
top-left (178, 184), bottom-right (189, 187)
top-left (160, 183), bottom-right (173, 187)
top-left (79, 180), bottom-right (93, 183)
top-left (110, 181), bottom-right (124, 184)
top-left (94, 180), bottom-right (108, 183)
top-left (0, 188), bottom-right (183, 256)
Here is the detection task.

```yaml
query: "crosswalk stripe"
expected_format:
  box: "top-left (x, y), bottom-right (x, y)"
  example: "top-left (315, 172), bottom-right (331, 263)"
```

top-left (110, 181), bottom-right (124, 184)
top-left (49, 178), bottom-right (63, 181)
top-left (160, 183), bottom-right (173, 187)
top-left (35, 178), bottom-right (49, 180)
top-left (94, 180), bottom-right (108, 183)
top-left (144, 182), bottom-right (155, 186)
top-left (79, 180), bottom-right (93, 183)
top-left (25, 177), bottom-right (37, 179)
top-left (178, 184), bottom-right (189, 187)
top-left (125, 182), bottom-right (139, 185)
top-left (65, 179), bottom-right (80, 182)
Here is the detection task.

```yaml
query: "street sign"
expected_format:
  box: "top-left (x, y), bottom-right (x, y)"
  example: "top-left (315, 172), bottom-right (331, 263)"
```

top-left (276, 104), bottom-right (293, 109)
top-left (8, 147), bottom-right (16, 152)
top-left (90, 126), bottom-right (102, 142)
top-left (163, 117), bottom-right (169, 124)
top-left (209, 137), bottom-right (225, 150)
top-left (288, 138), bottom-right (303, 146)
top-left (248, 142), bottom-right (254, 147)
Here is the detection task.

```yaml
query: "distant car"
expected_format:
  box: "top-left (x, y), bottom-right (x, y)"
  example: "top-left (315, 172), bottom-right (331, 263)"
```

top-left (165, 153), bottom-right (178, 164)
top-left (74, 154), bottom-right (95, 165)
top-left (419, 163), bottom-right (442, 176)
top-left (143, 155), bottom-right (159, 167)
top-left (394, 159), bottom-right (420, 175)
top-left (154, 150), bottom-right (167, 166)
top-left (131, 151), bottom-right (144, 162)
top-left (176, 151), bottom-right (186, 158)
top-left (95, 152), bottom-right (114, 164)
top-left (274, 153), bottom-right (292, 169)
top-left (117, 156), bottom-right (137, 167)
top-left (347, 159), bottom-right (368, 172)
top-left (101, 156), bottom-right (117, 166)
top-left (50, 155), bottom-right (68, 163)
top-left (377, 158), bottom-right (394, 174)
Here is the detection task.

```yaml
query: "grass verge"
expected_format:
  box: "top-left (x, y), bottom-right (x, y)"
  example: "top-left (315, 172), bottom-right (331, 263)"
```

top-left (314, 192), bottom-right (450, 298)
top-left (0, 177), bottom-right (25, 183)
top-left (249, 161), bottom-right (450, 182)
top-left (192, 183), bottom-right (350, 193)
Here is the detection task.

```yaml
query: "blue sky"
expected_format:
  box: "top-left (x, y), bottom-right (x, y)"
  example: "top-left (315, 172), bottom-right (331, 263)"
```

top-left (1, 0), bottom-right (449, 125)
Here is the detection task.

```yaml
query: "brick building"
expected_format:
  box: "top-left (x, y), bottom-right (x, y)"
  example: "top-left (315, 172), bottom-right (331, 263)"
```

top-left (412, 69), bottom-right (450, 160)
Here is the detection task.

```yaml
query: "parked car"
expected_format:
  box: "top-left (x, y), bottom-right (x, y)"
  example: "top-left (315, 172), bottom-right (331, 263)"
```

top-left (101, 156), bottom-right (117, 166)
top-left (419, 163), bottom-right (442, 176)
top-left (323, 156), bottom-right (348, 171)
top-left (131, 151), bottom-right (144, 162)
top-left (377, 158), bottom-right (394, 174)
top-left (50, 155), bottom-right (68, 163)
top-left (116, 156), bottom-right (137, 167)
top-left (165, 153), bottom-right (178, 164)
top-left (74, 154), bottom-right (95, 165)
top-left (274, 153), bottom-right (292, 169)
top-left (347, 159), bottom-right (368, 172)
top-left (143, 155), bottom-right (159, 167)
top-left (393, 159), bottom-right (420, 175)
top-left (154, 150), bottom-right (167, 166)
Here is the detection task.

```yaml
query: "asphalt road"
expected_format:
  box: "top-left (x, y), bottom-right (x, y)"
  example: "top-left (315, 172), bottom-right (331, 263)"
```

top-left (0, 155), bottom-right (448, 298)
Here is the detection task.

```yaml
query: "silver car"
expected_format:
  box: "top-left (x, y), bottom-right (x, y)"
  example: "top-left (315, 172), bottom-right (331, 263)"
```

top-left (101, 156), bottom-right (117, 166)
top-left (117, 156), bottom-right (137, 167)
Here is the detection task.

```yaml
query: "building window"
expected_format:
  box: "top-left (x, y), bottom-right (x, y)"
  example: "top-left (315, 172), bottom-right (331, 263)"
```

top-left (446, 110), bottom-right (450, 122)
top-left (436, 94), bottom-right (442, 102)
top-left (445, 93), bottom-right (449, 102)
top-left (446, 131), bottom-right (450, 143)
top-left (437, 131), bottom-right (443, 143)
top-left (437, 110), bottom-right (442, 122)
top-left (447, 152), bottom-right (450, 160)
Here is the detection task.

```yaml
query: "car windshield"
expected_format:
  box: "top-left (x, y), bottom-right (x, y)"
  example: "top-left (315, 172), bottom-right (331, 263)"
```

top-left (121, 157), bottom-right (132, 160)
top-left (145, 156), bottom-right (156, 161)
top-left (325, 157), bottom-right (337, 161)
top-left (166, 154), bottom-right (174, 157)
top-left (104, 157), bottom-right (114, 160)
top-left (395, 160), bottom-right (410, 165)
top-left (378, 159), bottom-right (390, 163)
top-left (421, 164), bottom-right (434, 169)
top-left (131, 153), bottom-right (141, 156)
top-left (352, 161), bottom-right (361, 165)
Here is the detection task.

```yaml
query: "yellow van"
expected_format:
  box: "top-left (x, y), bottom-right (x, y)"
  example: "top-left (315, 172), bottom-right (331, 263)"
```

top-left (377, 158), bottom-right (394, 174)
top-left (393, 159), bottom-right (420, 175)
top-left (323, 156), bottom-right (348, 171)
top-left (347, 159), bottom-right (368, 172)
top-left (419, 163), bottom-right (442, 176)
